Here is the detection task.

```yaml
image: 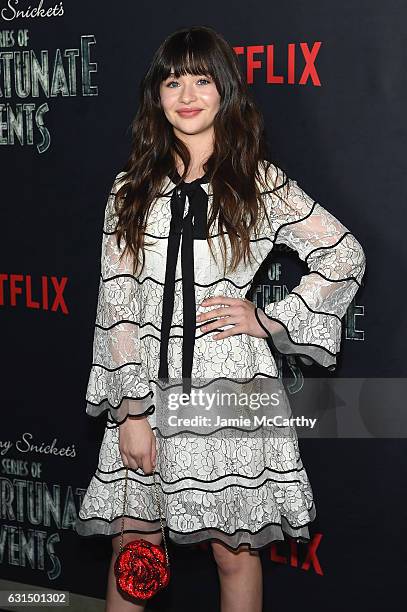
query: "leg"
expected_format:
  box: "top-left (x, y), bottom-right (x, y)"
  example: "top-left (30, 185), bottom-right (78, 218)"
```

top-left (105, 530), bottom-right (163, 612)
top-left (211, 542), bottom-right (263, 612)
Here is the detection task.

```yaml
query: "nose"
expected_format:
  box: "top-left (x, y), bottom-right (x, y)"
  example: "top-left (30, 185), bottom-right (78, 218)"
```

top-left (179, 82), bottom-right (197, 104)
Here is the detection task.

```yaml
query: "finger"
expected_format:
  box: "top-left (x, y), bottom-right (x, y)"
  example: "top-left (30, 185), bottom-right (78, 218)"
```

top-left (120, 450), bottom-right (128, 467)
top-left (127, 456), bottom-right (140, 471)
top-left (213, 325), bottom-right (244, 340)
top-left (199, 314), bottom-right (232, 330)
top-left (197, 306), bottom-right (236, 323)
top-left (151, 441), bottom-right (157, 470)
top-left (201, 316), bottom-right (239, 333)
top-left (141, 455), bottom-right (154, 475)
top-left (200, 296), bottom-right (241, 308)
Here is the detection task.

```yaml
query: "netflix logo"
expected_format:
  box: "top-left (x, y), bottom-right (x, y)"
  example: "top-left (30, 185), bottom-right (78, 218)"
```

top-left (196, 533), bottom-right (324, 575)
top-left (0, 274), bottom-right (68, 313)
top-left (234, 42), bottom-right (322, 85)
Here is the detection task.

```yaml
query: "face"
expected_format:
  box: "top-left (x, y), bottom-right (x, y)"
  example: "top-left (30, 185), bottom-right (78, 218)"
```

top-left (159, 70), bottom-right (221, 137)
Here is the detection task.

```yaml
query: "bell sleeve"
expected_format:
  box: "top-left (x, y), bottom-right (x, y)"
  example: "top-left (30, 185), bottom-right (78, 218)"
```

top-left (85, 172), bottom-right (155, 424)
top-left (254, 167), bottom-right (366, 370)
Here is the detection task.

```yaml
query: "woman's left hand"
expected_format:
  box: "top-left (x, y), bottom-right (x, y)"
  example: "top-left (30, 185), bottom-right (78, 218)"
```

top-left (196, 296), bottom-right (268, 340)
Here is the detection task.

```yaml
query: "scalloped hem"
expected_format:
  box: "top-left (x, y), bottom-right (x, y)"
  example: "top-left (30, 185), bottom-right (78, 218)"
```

top-left (255, 307), bottom-right (337, 370)
top-left (85, 397), bottom-right (155, 425)
top-left (74, 503), bottom-right (316, 552)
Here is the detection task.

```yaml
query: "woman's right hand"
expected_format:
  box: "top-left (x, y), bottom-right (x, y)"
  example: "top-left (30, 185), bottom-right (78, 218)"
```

top-left (119, 416), bottom-right (157, 475)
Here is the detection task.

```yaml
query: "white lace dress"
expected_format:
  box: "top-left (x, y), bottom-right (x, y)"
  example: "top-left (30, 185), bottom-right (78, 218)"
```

top-left (74, 161), bottom-right (366, 550)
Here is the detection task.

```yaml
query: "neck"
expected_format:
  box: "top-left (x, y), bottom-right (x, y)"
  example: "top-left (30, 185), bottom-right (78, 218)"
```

top-left (173, 129), bottom-right (214, 181)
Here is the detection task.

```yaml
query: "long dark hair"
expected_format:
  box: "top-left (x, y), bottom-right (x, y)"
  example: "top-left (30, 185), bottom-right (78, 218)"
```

top-left (113, 25), bottom-right (286, 276)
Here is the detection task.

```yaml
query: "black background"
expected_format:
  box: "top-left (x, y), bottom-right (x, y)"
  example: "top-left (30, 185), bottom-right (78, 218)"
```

top-left (1, 1), bottom-right (405, 610)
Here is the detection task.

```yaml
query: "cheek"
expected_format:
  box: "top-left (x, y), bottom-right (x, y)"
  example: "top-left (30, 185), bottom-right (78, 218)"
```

top-left (160, 89), bottom-right (176, 109)
top-left (201, 89), bottom-right (220, 110)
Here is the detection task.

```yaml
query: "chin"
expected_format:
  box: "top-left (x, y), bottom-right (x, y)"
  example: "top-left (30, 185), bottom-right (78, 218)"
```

top-left (176, 121), bottom-right (212, 134)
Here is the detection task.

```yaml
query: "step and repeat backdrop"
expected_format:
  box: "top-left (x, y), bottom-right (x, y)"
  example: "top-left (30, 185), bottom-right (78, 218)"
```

top-left (1, 1), bottom-right (405, 610)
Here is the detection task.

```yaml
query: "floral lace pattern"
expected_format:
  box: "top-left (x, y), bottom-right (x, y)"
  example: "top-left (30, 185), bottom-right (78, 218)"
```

top-left (255, 177), bottom-right (366, 370)
top-left (76, 414), bottom-right (316, 549)
top-left (75, 161), bottom-right (366, 550)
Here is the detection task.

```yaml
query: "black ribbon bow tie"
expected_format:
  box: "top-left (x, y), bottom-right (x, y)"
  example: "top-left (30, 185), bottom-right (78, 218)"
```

top-left (158, 168), bottom-right (210, 394)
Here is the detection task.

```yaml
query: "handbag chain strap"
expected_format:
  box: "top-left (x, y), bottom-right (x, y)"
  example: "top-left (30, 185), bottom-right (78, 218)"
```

top-left (119, 465), bottom-right (170, 567)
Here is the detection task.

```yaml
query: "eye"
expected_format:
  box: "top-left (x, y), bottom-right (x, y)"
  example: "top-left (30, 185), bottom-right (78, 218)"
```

top-left (165, 77), bottom-right (212, 88)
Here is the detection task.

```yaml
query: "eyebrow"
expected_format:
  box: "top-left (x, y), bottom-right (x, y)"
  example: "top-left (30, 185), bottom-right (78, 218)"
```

top-left (166, 71), bottom-right (210, 78)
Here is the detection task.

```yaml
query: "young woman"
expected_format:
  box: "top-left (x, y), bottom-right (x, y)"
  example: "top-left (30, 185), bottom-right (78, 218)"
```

top-left (75, 25), bottom-right (366, 612)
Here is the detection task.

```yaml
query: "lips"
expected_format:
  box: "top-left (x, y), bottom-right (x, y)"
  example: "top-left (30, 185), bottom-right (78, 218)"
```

top-left (177, 109), bottom-right (202, 117)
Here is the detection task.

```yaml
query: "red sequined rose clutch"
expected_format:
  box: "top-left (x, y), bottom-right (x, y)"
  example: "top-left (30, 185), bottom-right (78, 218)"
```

top-left (114, 466), bottom-right (170, 601)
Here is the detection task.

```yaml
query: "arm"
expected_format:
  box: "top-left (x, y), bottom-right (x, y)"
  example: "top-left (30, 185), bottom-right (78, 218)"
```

top-left (85, 172), bottom-right (154, 424)
top-left (255, 166), bottom-right (366, 370)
